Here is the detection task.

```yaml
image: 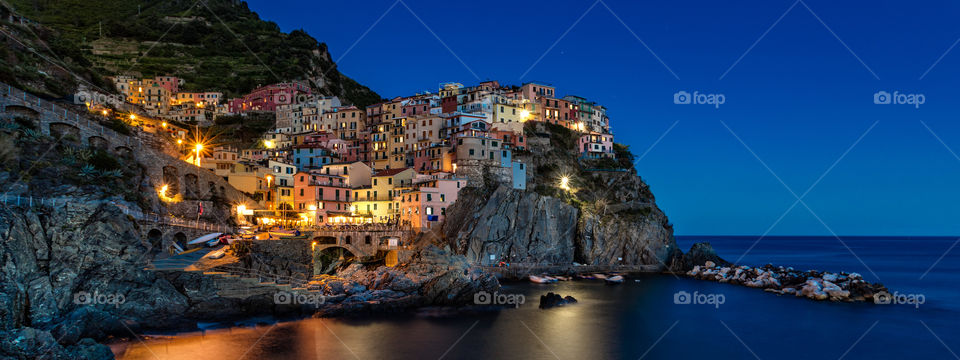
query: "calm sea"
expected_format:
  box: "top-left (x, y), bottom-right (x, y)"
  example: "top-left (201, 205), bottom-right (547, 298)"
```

top-left (113, 236), bottom-right (960, 359)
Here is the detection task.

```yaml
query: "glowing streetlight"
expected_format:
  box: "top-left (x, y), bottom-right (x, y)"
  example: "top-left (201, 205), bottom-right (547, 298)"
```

top-left (263, 140), bottom-right (274, 149)
top-left (520, 110), bottom-right (530, 120)
top-left (193, 143), bottom-right (203, 167)
top-left (129, 114), bottom-right (136, 120)
top-left (452, 163), bottom-right (457, 174)
top-left (177, 139), bottom-right (183, 145)
top-left (265, 175), bottom-right (273, 187)
top-left (101, 110), bottom-right (108, 116)
top-left (161, 122), bottom-right (167, 128)
top-left (560, 176), bottom-right (570, 191)
top-left (308, 204), bottom-right (317, 211)
top-left (237, 204), bottom-right (246, 216)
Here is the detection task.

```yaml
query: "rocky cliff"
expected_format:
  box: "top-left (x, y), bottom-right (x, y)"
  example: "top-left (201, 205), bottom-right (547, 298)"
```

top-left (443, 122), bottom-right (681, 269)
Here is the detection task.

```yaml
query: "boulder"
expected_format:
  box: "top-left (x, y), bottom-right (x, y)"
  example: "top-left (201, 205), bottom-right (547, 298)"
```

top-left (539, 293), bottom-right (578, 309)
top-left (679, 243), bottom-right (731, 271)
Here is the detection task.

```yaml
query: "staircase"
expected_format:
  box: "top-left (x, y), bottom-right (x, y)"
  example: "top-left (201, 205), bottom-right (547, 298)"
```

top-left (190, 268), bottom-right (324, 300)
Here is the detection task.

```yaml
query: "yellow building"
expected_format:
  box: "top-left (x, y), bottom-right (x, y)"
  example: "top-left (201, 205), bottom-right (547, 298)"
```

top-left (350, 167), bottom-right (414, 222)
top-left (227, 162), bottom-right (272, 206)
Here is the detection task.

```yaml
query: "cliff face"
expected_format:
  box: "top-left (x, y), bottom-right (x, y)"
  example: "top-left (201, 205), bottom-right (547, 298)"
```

top-left (443, 122), bottom-right (680, 268)
top-left (444, 186), bottom-right (579, 264)
top-left (0, 200), bottom-right (187, 357)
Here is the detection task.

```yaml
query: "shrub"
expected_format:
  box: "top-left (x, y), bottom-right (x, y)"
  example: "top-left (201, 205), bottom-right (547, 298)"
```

top-left (88, 150), bottom-right (120, 171)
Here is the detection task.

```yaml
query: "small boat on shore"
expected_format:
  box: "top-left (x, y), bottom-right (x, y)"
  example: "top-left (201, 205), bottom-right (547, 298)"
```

top-left (529, 275), bottom-right (557, 284)
top-left (593, 273), bottom-right (608, 280)
top-left (605, 275), bottom-right (625, 284)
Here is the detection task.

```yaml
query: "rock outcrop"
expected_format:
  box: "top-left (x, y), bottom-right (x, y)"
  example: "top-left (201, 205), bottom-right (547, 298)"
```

top-left (310, 246), bottom-right (501, 316)
top-left (443, 122), bottom-right (679, 269)
top-left (444, 186), bottom-right (578, 265)
top-left (681, 243), bottom-right (888, 302)
top-left (676, 242), bottom-right (731, 271)
top-left (539, 292), bottom-right (577, 309)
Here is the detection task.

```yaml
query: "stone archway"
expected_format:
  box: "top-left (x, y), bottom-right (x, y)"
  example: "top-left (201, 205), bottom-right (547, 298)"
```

top-left (183, 173), bottom-right (199, 199)
top-left (5, 105), bottom-right (40, 122)
top-left (172, 232), bottom-right (187, 253)
top-left (49, 122), bottom-right (80, 140)
top-left (114, 146), bottom-right (133, 158)
top-left (88, 135), bottom-right (108, 149)
top-left (147, 229), bottom-right (163, 252)
top-left (313, 236), bottom-right (337, 245)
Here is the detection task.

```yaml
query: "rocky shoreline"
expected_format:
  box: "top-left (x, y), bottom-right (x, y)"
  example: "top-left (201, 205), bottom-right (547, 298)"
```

top-left (681, 243), bottom-right (888, 302)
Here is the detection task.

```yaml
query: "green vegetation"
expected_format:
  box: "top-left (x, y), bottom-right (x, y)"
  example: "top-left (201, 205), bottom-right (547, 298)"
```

top-left (4, 0), bottom-right (382, 106)
top-left (613, 143), bottom-right (635, 169)
top-left (211, 112), bottom-right (275, 148)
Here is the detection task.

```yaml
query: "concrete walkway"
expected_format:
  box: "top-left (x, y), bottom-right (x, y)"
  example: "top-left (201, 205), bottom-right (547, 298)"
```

top-left (146, 247), bottom-right (217, 271)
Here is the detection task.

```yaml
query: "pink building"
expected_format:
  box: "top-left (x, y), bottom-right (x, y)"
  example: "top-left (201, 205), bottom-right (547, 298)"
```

top-left (293, 172), bottom-right (352, 224)
top-left (228, 82), bottom-right (312, 113)
top-left (154, 76), bottom-right (181, 94)
top-left (398, 177), bottom-right (467, 230)
top-left (490, 129), bottom-right (526, 150)
top-left (578, 133), bottom-right (615, 159)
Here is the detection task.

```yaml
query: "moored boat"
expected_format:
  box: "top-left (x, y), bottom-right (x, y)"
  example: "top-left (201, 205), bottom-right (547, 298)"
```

top-left (605, 275), bottom-right (625, 284)
top-left (529, 275), bottom-right (557, 284)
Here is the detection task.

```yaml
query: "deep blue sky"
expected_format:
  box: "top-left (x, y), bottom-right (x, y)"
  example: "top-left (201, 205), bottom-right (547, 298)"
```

top-left (246, 0), bottom-right (960, 236)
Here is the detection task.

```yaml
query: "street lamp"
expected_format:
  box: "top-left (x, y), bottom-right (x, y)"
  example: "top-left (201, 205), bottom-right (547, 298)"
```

top-left (194, 143), bottom-right (203, 167)
top-left (560, 176), bottom-right (570, 191)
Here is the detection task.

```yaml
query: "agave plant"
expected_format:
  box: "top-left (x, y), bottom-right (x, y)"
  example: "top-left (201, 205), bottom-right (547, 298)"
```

top-left (79, 165), bottom-right (98, 179)
top-left (20, 129), bottom-right (41, 142)
top-left (100, 169), bottom-right (123, 178)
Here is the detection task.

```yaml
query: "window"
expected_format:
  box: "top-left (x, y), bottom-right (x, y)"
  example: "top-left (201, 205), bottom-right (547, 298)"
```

top-left (425, 207), bottom-right (433, 215)
top-left (426, 194), bottom-right (432, 201)
top-left (388, 178), bottom-right (393, 185)
top-left (469, 149), bottom-right (475, 156)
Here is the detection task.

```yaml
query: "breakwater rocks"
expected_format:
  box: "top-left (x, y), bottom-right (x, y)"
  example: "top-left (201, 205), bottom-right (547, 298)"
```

top-left (685, 261), bottom-right (888, 302)
top-left (539, 293), bottom-right (578, 309)
top-left (310, 246), bottom-right (500, 317)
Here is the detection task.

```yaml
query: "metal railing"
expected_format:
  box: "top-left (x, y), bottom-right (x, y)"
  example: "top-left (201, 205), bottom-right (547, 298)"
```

top-left (1, 83), bottom-right (139, 148)
top-left (0, 193), bottom-right (232, 233)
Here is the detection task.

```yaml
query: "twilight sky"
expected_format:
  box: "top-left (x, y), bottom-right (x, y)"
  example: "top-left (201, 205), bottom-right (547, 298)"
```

top-left (246, 0), bottom-right (960, 236)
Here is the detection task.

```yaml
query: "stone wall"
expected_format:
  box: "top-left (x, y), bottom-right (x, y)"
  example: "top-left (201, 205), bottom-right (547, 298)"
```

top-left (231, 240), bottom-right (314, 282)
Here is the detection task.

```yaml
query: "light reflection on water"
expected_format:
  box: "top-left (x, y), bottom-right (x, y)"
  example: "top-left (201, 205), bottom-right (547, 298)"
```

top-left (113, 237), bottom-right (959, 360)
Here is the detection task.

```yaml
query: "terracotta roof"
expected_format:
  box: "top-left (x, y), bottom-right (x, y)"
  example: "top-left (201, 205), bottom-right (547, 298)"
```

top-left (374, 167), bottom-right (410, 177)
